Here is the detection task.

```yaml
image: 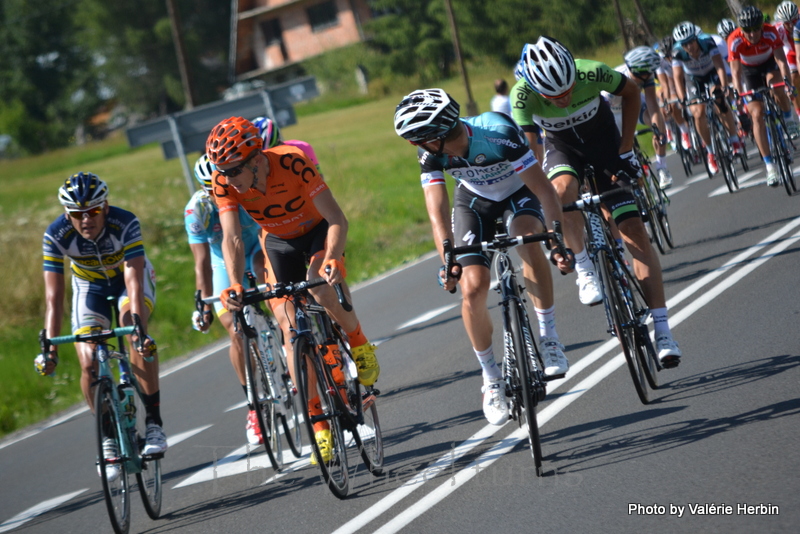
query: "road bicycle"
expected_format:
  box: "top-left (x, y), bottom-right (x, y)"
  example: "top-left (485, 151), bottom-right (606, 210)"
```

top-left (40, 313), bottom-right (161, 534)
top-left (681, 102), bottom-right (708, 176)
top-left (198, 276), bottom-right (304, 470)
top-left (689, 88), bottom-right (741, 193)
top-left (742, 84), bottom-right (797, 196)
top-left (633, 127), bottom-right (674, 254)
top-left (215, 276), bottom-right (383, 498)
top-left (662, 100), bottom-right (693, 177)
top-left (563, 172), bottom-right (665, 405)
top-left (443, 222), bottom-right (568, 477)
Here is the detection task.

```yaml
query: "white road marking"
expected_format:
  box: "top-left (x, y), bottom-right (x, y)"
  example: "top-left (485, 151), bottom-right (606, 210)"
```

top-left (332, 215), bottom-right (800, 534)
top-left (225, 400), bottom-right (249, 413)
top-left (168, 425), bottom-right (213, 448)
top-left (0, 489), bottom-right (88, 533)
top-left (396, 304), bottom-right (460, 330)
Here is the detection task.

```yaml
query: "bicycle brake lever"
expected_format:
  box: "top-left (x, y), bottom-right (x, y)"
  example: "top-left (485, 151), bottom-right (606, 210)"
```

top-left (442, 239), bottom-right (457, 294)
top-left (324, 265), bottom-right (353, 312)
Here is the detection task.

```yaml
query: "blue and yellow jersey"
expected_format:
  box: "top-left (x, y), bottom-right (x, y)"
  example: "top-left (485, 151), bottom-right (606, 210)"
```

top-left (43, 206), bottom-right (147, 282)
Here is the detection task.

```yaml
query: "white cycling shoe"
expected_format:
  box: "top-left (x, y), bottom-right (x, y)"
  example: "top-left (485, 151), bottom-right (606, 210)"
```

top-left (481, 382), bottom-right (509, 426)
top-left (656, 335), bottom-right (682, 369)
top-left (540, 337), bottom-right (569, 377)
top-left (577, 271), bottom-right (603, 306)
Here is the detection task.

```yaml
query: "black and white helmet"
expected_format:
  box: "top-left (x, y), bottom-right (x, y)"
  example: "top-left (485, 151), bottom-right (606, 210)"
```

top-left (738, 5), bottom-right (763, 29)
top-left (717, 18), bottom-right (737, 39)
top-left (775, 1), bottom-right (799, 22)
top-left (624, 46), bottom-right (661, 75)
top-left (521, 36), bottom-right (576, 97)
top-left (58, 172), bottom-right (109, 210)
top-left (673, 21), bottom-right (698, 45)
top-left (194, 154), bottom-right (214, 192)
top-left (394, 89), bottom-right (460, 143)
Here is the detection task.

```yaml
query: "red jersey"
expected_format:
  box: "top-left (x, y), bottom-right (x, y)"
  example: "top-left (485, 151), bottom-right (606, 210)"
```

top-left (213, 145), bottom-right (328, 239)
top-left (728, 24), bottom-right (783, 66)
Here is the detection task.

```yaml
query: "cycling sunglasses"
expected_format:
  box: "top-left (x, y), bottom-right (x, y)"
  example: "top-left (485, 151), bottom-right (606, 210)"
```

top-left (742, 25), bottom-right (762, 33)
top-left (216, 155), bottom-right (254, 178)
top-left (66, 206), bottom-right (103, 219)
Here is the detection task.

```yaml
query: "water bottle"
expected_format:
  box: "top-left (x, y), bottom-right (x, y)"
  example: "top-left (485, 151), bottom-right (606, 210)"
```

top-left (119, 384), bottom-right (136, 429)
top-left (322, 344), bottom-right (345, 385)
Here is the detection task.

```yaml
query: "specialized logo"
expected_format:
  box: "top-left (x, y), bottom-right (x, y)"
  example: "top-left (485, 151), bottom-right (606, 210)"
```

top-left (475, 154), bottom-right (486, 164)
top-left (462, 230), bottom-right (477, 245)
top-left (517, 196), bottom-right (532, 208)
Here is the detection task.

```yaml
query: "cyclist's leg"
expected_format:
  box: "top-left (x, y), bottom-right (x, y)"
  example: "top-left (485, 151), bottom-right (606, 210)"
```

top-left (71, 275), bottom-right (117, 410)
top-left (119, 259), bottom-right (157, 396)
top-left (210, 254), bottom-right (247, 387)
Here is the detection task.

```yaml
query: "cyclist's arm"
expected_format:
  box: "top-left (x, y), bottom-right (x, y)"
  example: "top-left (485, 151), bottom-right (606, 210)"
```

top-left (219, 207), bottom-right (245, 295)
top-left (123, 255), bottom-right (149, 334)
top-left (643, 85), bottom-right (665, 134)
top-left (311, 188), bottom-right (349, 284)
top-left (617, 76), bottom-right (642, 153)
top-left (190, 242), bottom-right (213, 300)
top-left (423, 182), bottom-right (453, 262)
top-left (730, 59), bottom-right (743, 95)
top-left (773, 46), bottom-right (793, 83)
top-left (713, 54), bottom-right (729, 89)
top-left (43, 270), bottom-right (64, 340)
top-left (672, 65), bottom-right (687, 103)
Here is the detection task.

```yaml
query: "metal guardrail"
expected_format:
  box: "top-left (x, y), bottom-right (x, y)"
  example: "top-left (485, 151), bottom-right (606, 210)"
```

top-left (125, 76), bottom-right (318, 192)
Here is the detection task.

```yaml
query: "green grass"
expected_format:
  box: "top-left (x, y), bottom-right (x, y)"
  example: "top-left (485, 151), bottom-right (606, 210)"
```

top-left (0, 47), bottom-right (630, 438)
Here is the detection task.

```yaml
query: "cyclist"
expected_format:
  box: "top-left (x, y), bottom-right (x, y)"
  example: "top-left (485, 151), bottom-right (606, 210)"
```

top-left (394, 88), bottom-right (572, 426)
top-left (657, 35), bottom-right (693, 151)
top-left (205, 116), bottom-right (379, 464)
top-left (604, 45), bottom-right (675, 189)
top-left (729, 5), bottom-right (798, 186)
top-left (511, 36), bottom-right (682, 367)
top-left (718, 18), bottom-right (737, 42)
top-left (514, 60), bottom-right (545, 162)
top-left (775, 1), bottom-right (800, 118)
top-left (38, 172), bottom-right (166, 472)
top-left (671, 21), bottom-right (741, 174)
top-left (186, 154), bottom-right (271, 446)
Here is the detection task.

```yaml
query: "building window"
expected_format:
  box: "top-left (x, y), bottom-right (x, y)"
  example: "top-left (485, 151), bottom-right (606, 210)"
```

top-left (307, 1), bottom-right (338, 32)
top-left (260, 18), bottom-right (288, 61)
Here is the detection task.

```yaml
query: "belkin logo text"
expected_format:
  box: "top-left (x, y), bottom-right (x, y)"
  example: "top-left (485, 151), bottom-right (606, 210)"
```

top-left (577, 68), bottom-right (614, 84)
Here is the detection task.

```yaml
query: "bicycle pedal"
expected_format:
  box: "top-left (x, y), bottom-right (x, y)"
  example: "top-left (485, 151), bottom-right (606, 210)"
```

top-left (660, 356), bottom-right (681, 369)
top-left (543, 373), bottom-right (565, 382)
top-left (142, 452), bottom-right (164, 460)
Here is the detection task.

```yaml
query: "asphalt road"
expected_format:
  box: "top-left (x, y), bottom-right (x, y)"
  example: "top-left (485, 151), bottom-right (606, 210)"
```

top-left (2, 146), bottom-right (799, 534)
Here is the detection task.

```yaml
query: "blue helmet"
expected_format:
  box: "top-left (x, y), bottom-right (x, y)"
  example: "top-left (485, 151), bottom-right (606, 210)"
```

top-left (252, 116), bottom-right (282, 148)
top-left (58, 172), bottom-right (109, 210)
top-left (514, 59), bottom-right (525, 81)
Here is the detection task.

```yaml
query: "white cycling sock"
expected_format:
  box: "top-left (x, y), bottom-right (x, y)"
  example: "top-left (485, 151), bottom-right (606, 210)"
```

top-left (574, 248), bottom-right (594, 275)
top-left (474, 346), bottom-right (502, 382)
top-left (655, 155), bottom-right (667, 170)
top-left (534, 305), bottom-right (558, 339)
top-left (652, 307), bottom-right (671, 339)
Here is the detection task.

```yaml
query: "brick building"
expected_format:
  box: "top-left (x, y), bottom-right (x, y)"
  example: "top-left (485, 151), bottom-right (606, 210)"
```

top-left (231, 0), bottom-right (373, 82)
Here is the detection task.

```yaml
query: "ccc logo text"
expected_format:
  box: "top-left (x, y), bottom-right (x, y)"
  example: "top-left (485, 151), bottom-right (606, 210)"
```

top-left (280, 154), bottom-right (316, 183)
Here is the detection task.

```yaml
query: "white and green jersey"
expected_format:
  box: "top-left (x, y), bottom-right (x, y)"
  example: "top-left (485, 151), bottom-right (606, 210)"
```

top-left (511, 59), bottom-right (626, 145)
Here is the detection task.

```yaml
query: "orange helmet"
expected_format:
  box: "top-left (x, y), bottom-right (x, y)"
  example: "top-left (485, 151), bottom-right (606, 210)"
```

top-left (205, 116), bottom-right (263, 165)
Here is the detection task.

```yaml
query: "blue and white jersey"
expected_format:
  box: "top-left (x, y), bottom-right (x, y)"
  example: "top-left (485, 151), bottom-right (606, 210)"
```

top-left (418, 112), bottom-right (537, 202)
top-left (184, 189), bottom-right (261, 259)
top-left (43, 206), bottom-right (147, 282)
top-left (671, 35), bottom-right (720, 77)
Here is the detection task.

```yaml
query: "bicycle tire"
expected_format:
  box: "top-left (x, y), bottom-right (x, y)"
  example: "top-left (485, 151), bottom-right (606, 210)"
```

top-left (273, 333), bottom-right (303, 458)
top-left (649, 177), bottom-right (675, 249)
top-left (133, 385), bottom-right (161, 519)
top-left (738, 137), bottom-right (750, 171)
top-left (777, 124), bottom-right (797, 195)
top-left (598, 250), bottom-right (650, 404)
top-left (507, 300), bottom-right (544, 476)
top-left (244, 334), bottom-right (282, 471)
top-left (713, 117), bottom-right (739, 194)
top-left (641, 170), bottom-right (666, 255)
top-left (635, 325), bottom-right (661, 390)
top-left (96, 380), bottom-right (131, 534)
top-left (294, 336), bottom-right (351, 498)
top-left (671, 120), bottom-right (693, 176)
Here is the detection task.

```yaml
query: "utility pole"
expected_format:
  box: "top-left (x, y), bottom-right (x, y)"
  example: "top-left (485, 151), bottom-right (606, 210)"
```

top-left (443, 0), bottom-right (478, 116)
top-left (166, 0), bottom-right (196, 109)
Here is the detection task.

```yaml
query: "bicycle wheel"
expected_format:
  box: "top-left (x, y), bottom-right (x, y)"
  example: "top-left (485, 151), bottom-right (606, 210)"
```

top-left (641, 172), bottom-right (665, 255)
top-left (243, 330), bottom-right (282, 472)
top-left (776, 124), bottom-right (797, 195)
top-left (714, 119), bottom-right (739, 194)
top-left (634, 325), bottom-right (660, 390)
top-left (649, 176), bottom-right (674, 249)
top-left (133, 384), bottom-right (161, 519)
top-left (272, 326), bottom-right (303, 458)
top-left (96, 380), bottom-right (131, 534)
top-left (597, 250), bottom-right (650, 404)
top-left (294, 336), bottom-right (351, 498)
top-left (506, 301), bottom-right (544, 476)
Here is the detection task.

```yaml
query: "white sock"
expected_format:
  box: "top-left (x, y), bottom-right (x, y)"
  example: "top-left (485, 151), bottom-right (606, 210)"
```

top-left (535, 305), bottom-right (558, 339)
top-left (655, 155), bottom-right (667, 169)
top-left (574, 248), bottom-right (594, 276)
top-left (652, 307), bottom-right (671, 339)
top-left (475, 347), bottom-right (502, 383)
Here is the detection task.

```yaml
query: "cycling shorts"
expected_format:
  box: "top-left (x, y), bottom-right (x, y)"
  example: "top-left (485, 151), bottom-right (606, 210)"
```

top-left (741, 58), bottom-right (780, 100)
top-left (686, 72), bottom-right (722, 101)
top-left (541, 134), bottom-right (639, 225)
top-left (452, 184), bottom-right (545, 268)
top-left (210, 241), bottom-right (262, 316)
top-left (261, 220), bottom-right (334, 296)
top-left (71, 258), bottom-right (156, 334)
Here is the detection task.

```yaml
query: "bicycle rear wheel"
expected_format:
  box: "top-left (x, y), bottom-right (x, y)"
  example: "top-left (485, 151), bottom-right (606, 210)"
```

top-left (641, 171), bottom-right (665, 255)
top-left (274, 335), bottom-right (303, 458)
top-left (776, 125), bottom-right (797, 196)
top-left (294, 336), bottom-right (351, 498)
top-left (714, 121), bottom-right (738, 194)
top-left (243, 333), bottom-right (282, 471)
top-left (598, 251), bottom-right (650, 404)
top-left (133, 385), bottom-right (161, 519)
top-left (96, 380), bottom-right (131, 534)
top-left (650, 178), bottom-right (674, 249)
top-left (506, 301), bottom-right (544, 476)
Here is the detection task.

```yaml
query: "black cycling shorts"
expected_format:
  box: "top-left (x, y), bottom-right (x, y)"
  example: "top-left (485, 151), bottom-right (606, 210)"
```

top-left (261, 220), bottom-right (331, 286)
top-left (452, 184), bottom-right (544, 268)
top-left (741, 58), bottom-right (780, 100)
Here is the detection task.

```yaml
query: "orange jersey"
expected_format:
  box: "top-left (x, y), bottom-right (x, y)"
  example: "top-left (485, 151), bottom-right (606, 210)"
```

top-left (213, 145), bottom-right (328, 239)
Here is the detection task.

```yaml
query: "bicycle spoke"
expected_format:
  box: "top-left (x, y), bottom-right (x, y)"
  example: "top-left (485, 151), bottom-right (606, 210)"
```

top-left (96, 380), bottom-right (131, 534)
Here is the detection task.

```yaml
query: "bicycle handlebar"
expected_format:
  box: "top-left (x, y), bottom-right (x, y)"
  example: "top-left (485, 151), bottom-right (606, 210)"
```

top-left (562, 186), bottom-right (633, 213)
top-left (44, 324), bottom-right (136, 346)
top-left (203, 277), bottom-right (352, 312)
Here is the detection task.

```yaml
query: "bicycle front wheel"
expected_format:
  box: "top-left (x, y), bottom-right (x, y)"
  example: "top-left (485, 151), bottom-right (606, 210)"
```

top-left (294, 336), bottom-right (351, 498)
top-left (272, 327), bottom-right (303, 459)
top-left (244, 333), bottom-right (282, 471)
top-left (641, 172), bottom-right (665, 255)
top-left (96, 380), bottom-right (131, 534)
top-left (598, 250), bottom-right (651, 404)
top-left (507, 301), bottom-right (544, 476)
top-left (133, 385), bottom-right (161, 519)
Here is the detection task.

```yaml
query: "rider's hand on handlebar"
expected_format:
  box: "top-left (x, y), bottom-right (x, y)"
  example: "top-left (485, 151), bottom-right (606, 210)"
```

top-left (322, 258), bottom-right (346, 285)
top-left (192, 309), bottom-right (214, 333)
top-left (220, 283), bottom-right (244, 312)
top-left (438, 263), bottom-right (462, 292)
top-left (615, 150), bottom-right (641, 183)
top-left (34, 350), bottom-right (58, 376)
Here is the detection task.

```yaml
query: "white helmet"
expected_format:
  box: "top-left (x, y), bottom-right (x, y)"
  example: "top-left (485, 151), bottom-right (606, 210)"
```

top-left (394, 88), bottom-right (461, 143)
top-left (624, 46), bottom-right (661, 75)
top-left (521, 36), bottom-right (576, 97)
top-left (673, 21), bottom-right (698, 45)
top-left (775, 1), bottom-right (799, 22)
top-left (717, 18), bottom-right (736, 39)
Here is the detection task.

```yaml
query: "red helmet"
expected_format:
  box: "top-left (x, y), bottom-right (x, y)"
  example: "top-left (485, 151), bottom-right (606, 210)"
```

top-left (205, 116), bottom-right (262, 165)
